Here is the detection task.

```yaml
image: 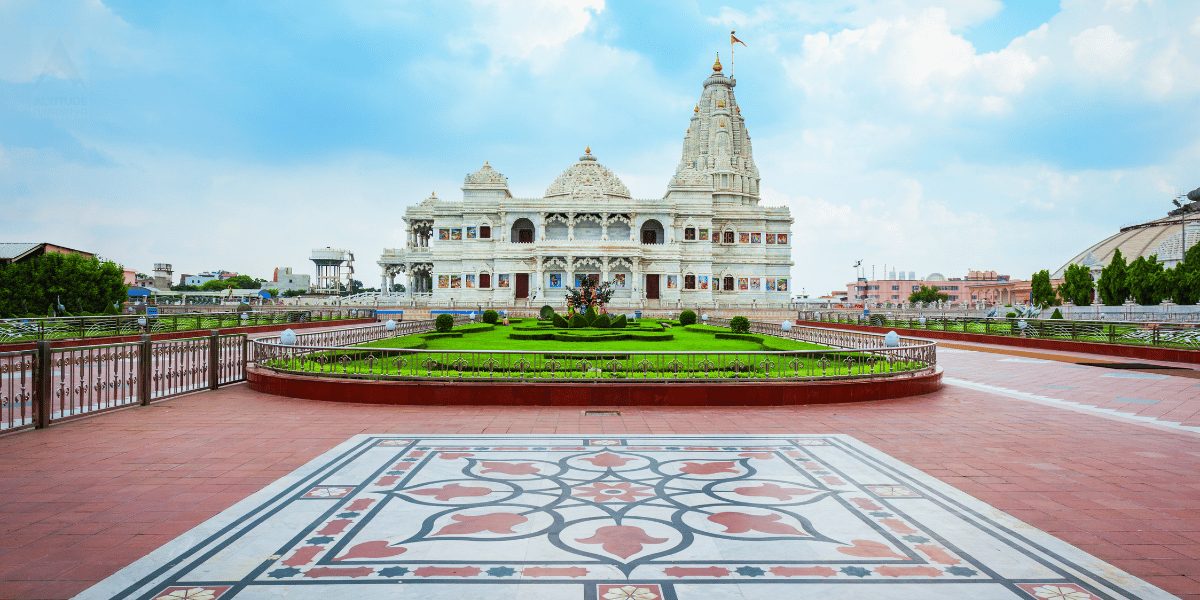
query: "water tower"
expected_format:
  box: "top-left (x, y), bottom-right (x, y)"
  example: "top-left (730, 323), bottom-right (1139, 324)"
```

top-left (310, 248), bottom-right (354, 295)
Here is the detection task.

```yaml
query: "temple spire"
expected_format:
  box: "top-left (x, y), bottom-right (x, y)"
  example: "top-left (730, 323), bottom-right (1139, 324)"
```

top-left (713, 53), bottom-right (722, 72)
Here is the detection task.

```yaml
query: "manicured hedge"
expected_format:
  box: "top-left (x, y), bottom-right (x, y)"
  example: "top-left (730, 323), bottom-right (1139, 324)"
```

top-left (611, 314), bottom-right (627, 328)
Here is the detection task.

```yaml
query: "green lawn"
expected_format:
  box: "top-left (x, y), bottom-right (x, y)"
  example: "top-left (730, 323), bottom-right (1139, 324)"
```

top-left (259, 319), bottom-right (930, 379)
top-left (362, 319), bottom-right (831, 353)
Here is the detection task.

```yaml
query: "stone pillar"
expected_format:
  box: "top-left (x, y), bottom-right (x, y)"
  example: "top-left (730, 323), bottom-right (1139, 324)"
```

top-left (601, 214), bottom-right (608, 241)
top-left (566, 255), bottom-right (575, 291)
top-left (632, 258), bottom-right (642, 302)
top-left (600, 256), bottom-right (610, 287)
top-left (498, 211), bottom-right (507, 242)
top-left (534, 256), bottom-right (544, 303)
top-left (568, 212), bottom-right (576, 241)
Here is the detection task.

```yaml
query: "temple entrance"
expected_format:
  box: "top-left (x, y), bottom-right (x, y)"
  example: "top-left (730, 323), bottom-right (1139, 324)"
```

top-left (646, 274), bottom-right (660, 300)
top-left (515, 273), bottom-right (529, 299)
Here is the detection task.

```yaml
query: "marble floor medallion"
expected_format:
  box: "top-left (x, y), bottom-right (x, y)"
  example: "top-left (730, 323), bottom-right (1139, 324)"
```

top-left (76, 435), bottom-right (1178, 599)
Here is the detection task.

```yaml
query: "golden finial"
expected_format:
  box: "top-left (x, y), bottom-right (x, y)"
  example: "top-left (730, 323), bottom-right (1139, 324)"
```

top-left (585, 145), bottom-right (591, 154)
top-left (713, 53), bottom-right (722, 72)
top-left (485, 160), bottom-right (489, 165)
top-left (686, 128), bottom-right (690, 134)
top-left (719, 119), bottom-right (726, 127)
top-left (718, 99), bottom-right (725, 108)
top-left (694, 104), bottom-right (699, 113)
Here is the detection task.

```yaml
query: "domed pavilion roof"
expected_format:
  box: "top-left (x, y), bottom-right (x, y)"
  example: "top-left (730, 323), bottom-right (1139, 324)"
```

top-left (1052, 213), bottom-right (1200, 278)
top-left (544, 148), bottom-right (631, 200)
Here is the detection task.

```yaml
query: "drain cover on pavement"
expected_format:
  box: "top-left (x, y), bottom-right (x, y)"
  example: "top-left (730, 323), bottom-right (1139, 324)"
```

top-left (76, 435), bottom-right (1176, 600)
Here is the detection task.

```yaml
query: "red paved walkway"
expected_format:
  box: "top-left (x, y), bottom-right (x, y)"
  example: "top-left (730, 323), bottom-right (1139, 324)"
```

top-left (1, 342), bottom-right (1199, 599)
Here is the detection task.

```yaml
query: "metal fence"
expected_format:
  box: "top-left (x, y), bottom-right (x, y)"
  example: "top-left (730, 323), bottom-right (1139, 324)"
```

top-left (251, 318), bottom-right (936, 383)
top-left (0, 331), bottom-right (249, 434)
top-left (0, 309), bottom-right (377, 344)
top-left (799, 311), bottom-right (1200, 350)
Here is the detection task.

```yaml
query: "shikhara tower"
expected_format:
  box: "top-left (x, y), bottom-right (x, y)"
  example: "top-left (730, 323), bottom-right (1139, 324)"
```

top-left (380, 56), bottom-right (794, 307)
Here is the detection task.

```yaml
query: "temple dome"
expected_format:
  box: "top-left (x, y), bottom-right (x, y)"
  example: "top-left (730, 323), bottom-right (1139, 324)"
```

top-left (463, 162), bottom-right (509, 189)
top-left (544, 149), bottom-right (631, 199)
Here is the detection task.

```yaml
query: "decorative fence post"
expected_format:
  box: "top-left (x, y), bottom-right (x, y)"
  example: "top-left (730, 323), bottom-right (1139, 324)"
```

top-left (35, 340), bottom-right (52, 428)
top-left (139, 335), bottom-right (152, 406)
top-left (209, 330), bottom-right (220, 390)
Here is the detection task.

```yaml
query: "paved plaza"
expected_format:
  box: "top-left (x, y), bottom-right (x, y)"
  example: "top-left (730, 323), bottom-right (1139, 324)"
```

top-left (1, 341), bottom-right (1199, 599)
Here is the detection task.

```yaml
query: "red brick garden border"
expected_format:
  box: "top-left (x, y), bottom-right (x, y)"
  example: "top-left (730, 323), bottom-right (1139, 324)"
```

top-left (246, 365), bottom-right (943, 406)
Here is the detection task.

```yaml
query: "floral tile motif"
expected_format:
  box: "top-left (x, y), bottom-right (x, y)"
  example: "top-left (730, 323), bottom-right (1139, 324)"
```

top-left (75, 435), bottom-right (1177, 600)
top-left (1017, 583), bottom-right (1096, 599)
top-left (151, 586), bottom-right (231, 600)
top-left (865, 485), bottom-right (922, 498)
top-left (301, 486), bottom-right (353, 499)
top-left (599, 583), bottom-right (663, 599)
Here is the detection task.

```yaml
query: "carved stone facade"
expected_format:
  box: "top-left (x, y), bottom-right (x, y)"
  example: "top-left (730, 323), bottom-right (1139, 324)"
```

top-left (380, 60), bottom-right (794, 306)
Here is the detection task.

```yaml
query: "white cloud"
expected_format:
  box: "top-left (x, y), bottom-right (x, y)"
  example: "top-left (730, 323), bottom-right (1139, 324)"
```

top-left (451, 0), bottom-right (604, 69)
top-left (1070, 25), bottom-right (1136, 74)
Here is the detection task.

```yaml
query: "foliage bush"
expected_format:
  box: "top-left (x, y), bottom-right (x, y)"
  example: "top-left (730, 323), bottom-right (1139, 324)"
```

top-left (1098, 248), bottom-right (1129, 306)
top-left (552, 313), bottom-right (569, 328)
top-left (1057, 263), bottom-right (1094, 306)
top-left (610, 314), bottom-right (627, 329)
top-left (679, 309), bottom-right (697, 326)
top-left (569, 314), bottom-right (589, 328)
top-left (482, 309), bottom-right (499, 324)
top-left (435, 313), bottom-right (455, 332)
top-left (539, 305), bottom-right (555, 320)
top-left (1050, 308), bottom-right (1064, 319)
top-left (729, 315), bottom-right (750, 333)
top-left (1006, 311), bottom-right (1017, 318)
top-left (592, 313), bottom-right (611, 328)
top-left (1030, 269), bottom-right (1059, 306)
top-left (0, 252), bottom-right (128, 319)
top-left (584, 306), bottom-right (598, 325)
top-left (236, 303), bottom-right (252, 313)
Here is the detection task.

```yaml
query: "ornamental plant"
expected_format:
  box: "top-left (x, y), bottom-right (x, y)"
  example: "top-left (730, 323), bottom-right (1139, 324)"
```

top-left (729, 315), bottom-right (750, 333)
top-left (482, 309), bottom-right (499, 324)
top-left (435, 313), bottom-right (455, 332)
top-left (593, 313), bottom-right (611, 328)
top-left (679, 309), bottom-right (696, 326)
top-left (610, 314), bottom-right (627, 328)
top-left (539, 305), bottom-right (555, 320)
top-left (584, 305), bottom-right (598, 325)
top-left (1050, 308), bottom-right (1064, 319)
top-left (552, 313), bottom-right (569, 328)
top-left (569, 314), bottom-right (589, 328)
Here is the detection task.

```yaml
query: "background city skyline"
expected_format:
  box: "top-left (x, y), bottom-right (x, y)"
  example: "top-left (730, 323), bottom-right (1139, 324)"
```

top-left (2, 0), bottom-right (1198, 296)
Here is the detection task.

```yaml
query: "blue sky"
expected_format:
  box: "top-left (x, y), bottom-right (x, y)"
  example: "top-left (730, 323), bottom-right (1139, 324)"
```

top-left (2, 0), bottom-right (1198, 296)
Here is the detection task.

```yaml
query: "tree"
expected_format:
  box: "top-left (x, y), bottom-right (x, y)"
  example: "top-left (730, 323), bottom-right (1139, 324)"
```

top-left (1126, 254), bottom-right (1165, 305)
top-left (1096, 248), bottom-right (1128, 305)
top-left (0, 253), bottom-right (129, 318)
top-left (908, 285), bottom-right (949, 304)
top-left (171, 284), bottom-right (201, 292)
top-left (200, 275), bottom-right (259, 291)
top-left (1171, 243), bottom-right (1200, 304)
top-left (282, 289), bottom-right (307, 298)
top-left (1056, 263), bottom-right (1094, 306)
top-left (1030, 270), bottom-right (1058, 306)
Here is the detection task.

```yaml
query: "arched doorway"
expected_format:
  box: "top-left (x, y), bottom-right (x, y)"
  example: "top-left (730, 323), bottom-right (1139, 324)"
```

top-left (511, 218), bottom-right (535, 244)
top-left (640, 219), bottom-right (664, 244)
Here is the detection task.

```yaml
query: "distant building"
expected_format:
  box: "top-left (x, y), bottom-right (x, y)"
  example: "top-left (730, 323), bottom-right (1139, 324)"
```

top-left (184, 272), bottom-right (221, 286)
top-left (847, 270), bottom-right (1020, 305)
top-left (268, 267), bottom-right (311, 293)
top-left (0, 242), bottom-right (93, 267)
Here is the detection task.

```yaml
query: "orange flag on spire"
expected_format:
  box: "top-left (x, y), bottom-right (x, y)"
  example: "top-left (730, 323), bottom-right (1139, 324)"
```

top-left (731, 31), bottom-right (746, 46)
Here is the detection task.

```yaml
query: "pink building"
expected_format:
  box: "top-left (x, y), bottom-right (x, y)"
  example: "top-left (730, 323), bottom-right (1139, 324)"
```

top-left (847, 271), bottom-right (1014, 304)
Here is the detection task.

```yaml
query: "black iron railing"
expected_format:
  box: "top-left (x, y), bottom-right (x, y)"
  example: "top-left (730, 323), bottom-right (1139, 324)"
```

top-left (798, 311), bottom-right (1200, 350)
top-left (0, 331), bottom-right (250, 434)
top-left (0, 309), bottom-right (376, 344)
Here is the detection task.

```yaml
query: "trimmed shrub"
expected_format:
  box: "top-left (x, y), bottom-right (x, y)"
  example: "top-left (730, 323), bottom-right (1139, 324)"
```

top-left (539, 305), bottom-right (555, 320)
top-left (1005, 311), bottom-right (1017, 318)
top-left (421, 332), bottom-right (463, 340)
top-left (593, 314), bottom-right (611, 328)
top-left (610, 314), bottom-right (627, 328)
top-left (679, 310), bottom-right (697, 326)
top-left (569, 314), bottom-right (589, 328)
top-left (237, 302), bottom-right (252, 313)
top-left (729, 315), bottom-right (750, 333)
top-left (715, 333), bottom-right (763, 343)
top-left (435, 313), bottom-right (455, 332)
top-left (1050, 308), bottom-right (1064, 319)
top-left (552, 313), bottom-right (569, 328)
top-left (584, 306), bottom-right (598, 325)
top-left (482, 309), bottom-right (499, 324)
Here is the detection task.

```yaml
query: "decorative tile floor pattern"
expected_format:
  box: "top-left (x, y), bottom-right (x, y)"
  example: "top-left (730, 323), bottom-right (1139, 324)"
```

top-left (75, 435), bottom-right (1175, 600)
